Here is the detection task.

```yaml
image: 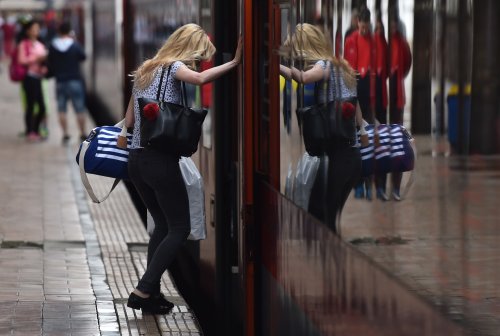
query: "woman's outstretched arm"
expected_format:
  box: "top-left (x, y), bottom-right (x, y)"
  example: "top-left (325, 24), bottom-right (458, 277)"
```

top-left (175, 36), bottom-right (242, 85)
top-left (124, 96), bottom-right (134, 128)
top-left (279, 63), bottom-right (327, 84)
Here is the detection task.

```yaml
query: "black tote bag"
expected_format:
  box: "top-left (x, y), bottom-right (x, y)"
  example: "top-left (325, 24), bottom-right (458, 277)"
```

top-left (296, 63), bottom-right (356, 156)
top-left (138, 65), bottom-right (208, 157)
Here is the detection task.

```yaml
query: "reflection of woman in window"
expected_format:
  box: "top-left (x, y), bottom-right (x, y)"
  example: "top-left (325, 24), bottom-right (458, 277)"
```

top-left (279, 23), bottom-right (367, 234)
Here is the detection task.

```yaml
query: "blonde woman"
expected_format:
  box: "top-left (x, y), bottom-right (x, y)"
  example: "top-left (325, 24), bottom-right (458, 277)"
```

top-left (123, 24), bottom-right (242, 314)
top-left (280, 23), bottom-right (365, 234)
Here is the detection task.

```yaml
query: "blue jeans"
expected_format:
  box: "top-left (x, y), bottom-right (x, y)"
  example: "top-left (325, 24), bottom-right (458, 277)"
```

top-left (56, 79), bottom-right (86, 113)
top-left (128, 148), bottom-right (190, 294)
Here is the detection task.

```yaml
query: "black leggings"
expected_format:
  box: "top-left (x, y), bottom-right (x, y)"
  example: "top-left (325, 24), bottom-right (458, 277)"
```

top-left (357, 74), bottom-right (374, 123)
top-left (308, 145), bottom-right (361, 233)
top-left (375, 74), bottom-right (387, 124)
top-left (23, 75), bottom-right (46, 134)
top-left (128, 148), bottom-right (191, 294)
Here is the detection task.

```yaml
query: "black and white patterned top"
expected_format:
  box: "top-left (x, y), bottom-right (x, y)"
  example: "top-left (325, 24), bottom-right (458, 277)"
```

top-left (315, 60), bottom-right (356, 104)
top-left (130, 61), bottom-right (184, 149)
top-left (315, 60), bottom-right (359, 147)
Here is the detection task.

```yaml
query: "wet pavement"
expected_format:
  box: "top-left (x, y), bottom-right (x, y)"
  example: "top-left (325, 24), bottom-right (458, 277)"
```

top-left (0, 63), bottom-right (201, 335)
top-left (341, 138), bottom-right (500, 335)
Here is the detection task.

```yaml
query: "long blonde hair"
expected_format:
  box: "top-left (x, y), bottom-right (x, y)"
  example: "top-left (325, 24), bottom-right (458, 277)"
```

top-left (283, 23), bottom-right (357, 89)
top-left (133, 23), bottom-right (215, 89)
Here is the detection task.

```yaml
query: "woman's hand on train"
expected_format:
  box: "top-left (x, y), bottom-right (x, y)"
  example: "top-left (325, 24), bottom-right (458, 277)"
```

top-left (233, 35), bottom-right (243, 64)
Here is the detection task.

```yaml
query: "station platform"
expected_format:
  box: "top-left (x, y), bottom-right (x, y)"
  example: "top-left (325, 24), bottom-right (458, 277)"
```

top-left (341, 138), bottom-right (500, 335)
top-left (0, 64), bottom-right (202, 335)
top-left (0, 61), bottom-right (499, 336)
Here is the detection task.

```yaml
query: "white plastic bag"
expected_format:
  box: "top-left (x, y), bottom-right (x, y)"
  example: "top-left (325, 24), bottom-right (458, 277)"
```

top-left (292, 152), bottom-right (320, 210)
top-left (146, 157), bottom-right (206, 240)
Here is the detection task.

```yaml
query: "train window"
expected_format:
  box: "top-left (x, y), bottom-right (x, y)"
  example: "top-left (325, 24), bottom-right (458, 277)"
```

top-left (277, 0), bottom-right (348, 216)
top-left (276, 0), bottom-right (419, 234)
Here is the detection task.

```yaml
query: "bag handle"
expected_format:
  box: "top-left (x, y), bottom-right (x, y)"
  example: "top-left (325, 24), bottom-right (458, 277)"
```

top-left (77, 119), bottom-right (124, 203)
top-left (158, 63), bottom-right (188, 106)
top-left (156, 66), bottom-right (167, 101)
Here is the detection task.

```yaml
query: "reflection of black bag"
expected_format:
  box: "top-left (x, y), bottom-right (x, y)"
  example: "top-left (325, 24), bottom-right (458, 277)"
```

top-left (296, 64), bottom-right (356, 156)
top-left (139, 65), bottom-right (207, 157)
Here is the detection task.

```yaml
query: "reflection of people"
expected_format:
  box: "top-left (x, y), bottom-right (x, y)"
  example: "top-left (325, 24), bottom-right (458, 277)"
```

top-left (389, 16), bottom-right (411, 125)
top-left (374, 15), bottom-right (390, 200)
top-left (344, 8), bottom-right (359, 40)
top-left (389, 15), bottom-right (412, 200)
top-left (280, 23), bottom-right (364, 234)
top-left (344, 7), bottom-right (376, 200)
top-left (47, 22), bottom-right (87, 144)
top-left (122, 24), bottom-right (242, 314)
top-left (18, 20), bottom-right (48, 142)
top-left (374, 16), bottom-right (388, 124)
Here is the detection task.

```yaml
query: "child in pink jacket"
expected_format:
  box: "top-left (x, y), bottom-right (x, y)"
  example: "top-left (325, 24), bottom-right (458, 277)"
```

top-left (18, 19), bottom-right (47, 141)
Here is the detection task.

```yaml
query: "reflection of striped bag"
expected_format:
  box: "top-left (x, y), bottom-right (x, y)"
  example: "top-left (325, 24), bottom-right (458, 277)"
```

top-left (358, 124), bottom-right (414, 176)
top-left (76, 126), bottom-right (131, 179)
top-left (389, 124), bottom-right (415, 173)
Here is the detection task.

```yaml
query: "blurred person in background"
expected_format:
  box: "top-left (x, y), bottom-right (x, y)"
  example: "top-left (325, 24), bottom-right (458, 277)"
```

top-left (0, 15), bottom-right (4, 61)
top-left (18, 19), bottom-right (48, 142)
top-left (374, 14), bottom-right (390, 200)
top-left (344, 8), bottom-right (359, 40)
top-left (389, 14), bottom-right (412, 200)
top-left (41, 10), bottom-right (57, 45)
top-left (47, 21), bottom-right (87, 144)
top-left (2, 15), bottom-right (16, 58)
top-left (344, 7), bottom-right (375, 200)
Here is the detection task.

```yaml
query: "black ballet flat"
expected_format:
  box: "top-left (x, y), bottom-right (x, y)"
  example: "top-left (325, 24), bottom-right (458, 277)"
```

top-left (127, 292), bottom-right (173, 315)
top-left (153, 293), bottom-right (175, 311)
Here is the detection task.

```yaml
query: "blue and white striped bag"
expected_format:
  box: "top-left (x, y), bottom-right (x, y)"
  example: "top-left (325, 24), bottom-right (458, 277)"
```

top-left (358, 124), bottom-right (392, 176)
top-left (76, 122), bottom-right (131, 203)
top-left (358, 124), bottom-right (414, 176)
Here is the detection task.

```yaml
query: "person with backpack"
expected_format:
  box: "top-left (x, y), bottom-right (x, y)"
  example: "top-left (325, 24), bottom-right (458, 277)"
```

top-left (17, 19), bottom-right (48, 142)
top-left (47, 21), bottom-right (87, 144)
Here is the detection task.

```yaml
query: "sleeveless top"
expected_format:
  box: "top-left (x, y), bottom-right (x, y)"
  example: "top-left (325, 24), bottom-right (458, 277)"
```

top-left (315, 60), bottom-right (359, 147)
top-left (315, 60), bottom-right (356, 104)
top-left (130, 61), bottom-right (184, 149)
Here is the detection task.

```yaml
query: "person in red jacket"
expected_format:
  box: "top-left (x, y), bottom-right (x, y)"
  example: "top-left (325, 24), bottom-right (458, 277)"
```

top-left (344, 7), bottom-right (375, 123)
top-left (374, 16), bottom-right (388, 124)
top-left (389, 16), bottom-right (412, 201)
top-left (374, 15), bottom-right (390, 200)
top-left (344, 7), bottom-right (376, 200)
top-left (389, 16), bottom-right (411, 125)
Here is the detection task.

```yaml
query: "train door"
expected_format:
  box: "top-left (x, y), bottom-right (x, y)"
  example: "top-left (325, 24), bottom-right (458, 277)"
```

top-left (196, 1), bottom-right (244, 335)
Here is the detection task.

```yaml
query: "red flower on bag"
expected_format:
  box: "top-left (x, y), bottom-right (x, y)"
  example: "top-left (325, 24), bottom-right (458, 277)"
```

top-left (143, 103), bottom-right (160, 121)
top-left (341, 101), bottom-right (355, 119)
